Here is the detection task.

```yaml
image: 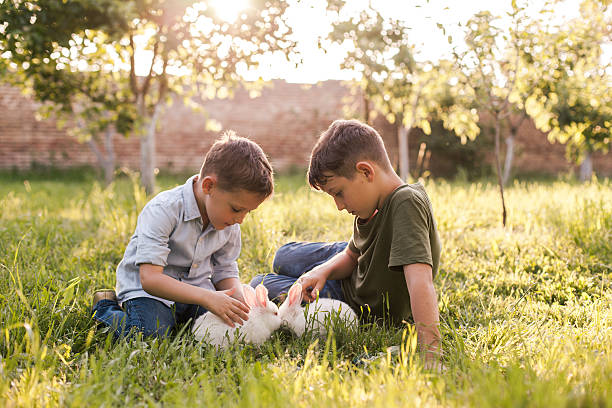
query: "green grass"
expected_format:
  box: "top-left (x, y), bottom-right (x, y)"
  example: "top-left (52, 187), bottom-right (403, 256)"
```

top-left (1, 171), bottom-right (611, 407)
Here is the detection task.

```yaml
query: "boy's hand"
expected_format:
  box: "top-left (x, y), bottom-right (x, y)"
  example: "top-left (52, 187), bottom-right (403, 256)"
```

top-left (298, 268), bottom-right (328, 302)
top-left (205, 287), bottom-right (250, 327)
top-left (228, 284), bottom-right (246, 305)
top-left (297, 247), bottom-right (357, 302)
top-left (423, 351), bottom-right (445, 373)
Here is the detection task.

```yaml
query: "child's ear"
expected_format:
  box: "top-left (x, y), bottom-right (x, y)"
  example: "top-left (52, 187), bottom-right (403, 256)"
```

top-left (201, 175), bottom-right (217, 194)
top-left (355, 161), bottom-right (375, 181)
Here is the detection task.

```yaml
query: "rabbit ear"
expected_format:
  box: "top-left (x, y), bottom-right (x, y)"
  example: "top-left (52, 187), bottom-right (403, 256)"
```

top-left (255, 284), bottom-right (269, 308)
top-left (288, 282), bottom-right (303, 306)
top-left (243, 284), bottom-right (257, 308)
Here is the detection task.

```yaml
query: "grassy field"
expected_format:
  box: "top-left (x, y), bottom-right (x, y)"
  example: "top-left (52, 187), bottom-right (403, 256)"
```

top-left (1, 170), bottom-right (610, 407)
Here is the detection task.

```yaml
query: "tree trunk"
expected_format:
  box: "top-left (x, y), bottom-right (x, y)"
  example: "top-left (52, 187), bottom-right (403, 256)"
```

top-left (398, 125), bottom-right (410, 181)
top-left (363, 94), bottom-right (370, 125)
top-left (579, 153), bottom-right (593, 182)
top-left (502, 134), bottom-right (514, 186)
top-left (102, 127), bottom-right (115, 186)
top-left (140, 113), bottom-right (157, 195)
top-left (140, 128), bottom-right (155, 195)
top-left (86, 127), bottom-right (115, 187)
top-left (139, 101), bottom-right (163, 195)
top-left (493, 119), bottom-right (508, 227)
top-left (502, 114), bottom-right (525, 186)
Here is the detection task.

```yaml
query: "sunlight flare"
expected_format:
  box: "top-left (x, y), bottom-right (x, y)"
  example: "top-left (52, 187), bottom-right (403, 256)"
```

top-left (208, 0), bottom-right (250, 23)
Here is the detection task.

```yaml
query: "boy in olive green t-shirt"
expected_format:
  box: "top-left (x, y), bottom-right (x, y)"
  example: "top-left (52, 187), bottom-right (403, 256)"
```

top-left (342, 181), bottom-right (441, 324)
top-left (249, 119), bottom-right (441, 364)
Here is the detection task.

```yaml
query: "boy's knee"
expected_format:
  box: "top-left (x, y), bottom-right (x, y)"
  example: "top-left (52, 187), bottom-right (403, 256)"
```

top-left (272, 243), bottom-right (292, 272)
top-left (249, 274), bottom-right (265, 288)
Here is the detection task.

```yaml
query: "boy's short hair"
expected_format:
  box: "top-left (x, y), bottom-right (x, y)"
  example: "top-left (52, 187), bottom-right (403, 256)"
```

top-left (200, 131), bottom-right (273, 196)
top-left (308, 119), bottom-right (392, 189)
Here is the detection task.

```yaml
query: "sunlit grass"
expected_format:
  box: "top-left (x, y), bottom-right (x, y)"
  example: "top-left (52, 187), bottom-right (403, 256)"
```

top-left (1, 171), bottom-right (610, 407)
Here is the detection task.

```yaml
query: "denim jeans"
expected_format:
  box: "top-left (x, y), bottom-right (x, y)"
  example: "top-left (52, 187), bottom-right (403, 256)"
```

top-left (92, 296), bottom-right (207, 340)
top-left (249, 241), bottom-right (348, 301)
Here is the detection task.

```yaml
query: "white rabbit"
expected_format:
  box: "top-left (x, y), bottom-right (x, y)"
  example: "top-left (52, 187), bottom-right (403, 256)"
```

top-left (193, 283), bottom-right (281, 348)
top-left (278, 282), bottom-right (358, 337)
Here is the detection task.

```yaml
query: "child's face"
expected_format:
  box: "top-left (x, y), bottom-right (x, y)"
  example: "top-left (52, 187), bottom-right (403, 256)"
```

top-left (204, 186), bottom-right (266, 230)
top-left (320, 172), bottom-right (378, 220)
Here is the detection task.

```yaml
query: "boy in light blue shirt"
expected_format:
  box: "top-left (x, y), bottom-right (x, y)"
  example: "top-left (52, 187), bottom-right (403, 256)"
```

top-left (92, 131), bottom-right (274, 339)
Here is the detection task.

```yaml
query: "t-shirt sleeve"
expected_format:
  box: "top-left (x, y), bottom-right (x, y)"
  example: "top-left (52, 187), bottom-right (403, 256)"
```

top-left (134, 203), bottom-right (177, 267)
top-left (388, 197), bottom-right (433, 271)
top-left (348, 232), bottom-right (358, 254)
top-left (211, 226), bottom-right (241, 284)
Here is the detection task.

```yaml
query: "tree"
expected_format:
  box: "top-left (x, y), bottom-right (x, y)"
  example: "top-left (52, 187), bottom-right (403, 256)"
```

top-left (327, 3), bottom-right (478, 181)
top-left (1, 0), bottom-right (294, 193)
top-left (0, 0), bottom-right (136, 185)
top-left (327, 5), bottom-right (414, 161)
top-left (451, 4), bottom-right (531, 226)
top-left (501, 110), bottom-right (527, 185)
top-left (518, 0), bottom-right (612, 181)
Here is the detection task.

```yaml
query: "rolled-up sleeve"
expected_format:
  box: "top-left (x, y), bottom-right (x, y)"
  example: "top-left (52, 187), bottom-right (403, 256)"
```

top-left (210, 227), bottom-right (241, 284)
top-left (134, 203), bottom-right (177, 267)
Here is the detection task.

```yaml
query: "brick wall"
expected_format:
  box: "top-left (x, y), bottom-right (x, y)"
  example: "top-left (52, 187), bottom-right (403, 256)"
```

top-left (1, 81), bottom-right (610, 176)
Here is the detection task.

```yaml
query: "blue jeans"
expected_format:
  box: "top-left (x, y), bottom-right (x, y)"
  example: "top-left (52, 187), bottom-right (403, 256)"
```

top-left (92, 297), bottom-right (207, 340)
top-left (250, 241), bottom-right (348, 301)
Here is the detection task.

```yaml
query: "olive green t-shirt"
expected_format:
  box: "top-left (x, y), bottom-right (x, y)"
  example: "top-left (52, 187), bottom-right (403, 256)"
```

top-left (341, 183), bottom-right (441, 323)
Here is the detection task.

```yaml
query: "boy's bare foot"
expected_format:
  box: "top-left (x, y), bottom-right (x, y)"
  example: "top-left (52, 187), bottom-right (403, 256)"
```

top-left (92, 290), bottom-right (117, 311)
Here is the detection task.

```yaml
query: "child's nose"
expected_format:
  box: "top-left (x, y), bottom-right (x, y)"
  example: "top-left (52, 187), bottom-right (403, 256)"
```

top-left (334, 197), bottom-right (345, 211)
top-left (235, 213), bottom-right (247, 224)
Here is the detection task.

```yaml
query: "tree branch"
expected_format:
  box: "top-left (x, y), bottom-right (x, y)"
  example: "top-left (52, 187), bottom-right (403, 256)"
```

top-left (87, 137), bottom-right (105, 167)
top-left (499, 19), bottom-right (522, 116)
top-left (129, 34), bottom-right (138, 97)
top-left (104, 126), bottom-right (115, 167)
top-left (156, 49), bottom-right (169, 108)
top-left (141, 33), bottom-right (160, 99)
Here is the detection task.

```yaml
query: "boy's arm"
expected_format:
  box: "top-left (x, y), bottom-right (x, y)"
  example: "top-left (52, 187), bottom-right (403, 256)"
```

top-left (298, 246), bottom-right (358, 302)
top-left (139, 264), bottom-right (249, 327)
top-left (403, 263), bottom-right (441, 368)
top-left (214, 277), bottom-right (246, 304)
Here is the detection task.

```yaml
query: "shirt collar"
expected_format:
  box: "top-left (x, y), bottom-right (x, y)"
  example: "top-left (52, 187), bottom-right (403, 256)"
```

top-left (182, 175), bottom-right (202, 222)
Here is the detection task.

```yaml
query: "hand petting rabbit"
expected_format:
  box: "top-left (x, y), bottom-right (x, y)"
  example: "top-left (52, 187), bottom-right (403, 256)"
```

top-left (193, 283), bottom-right (281, 348)
top-left (278, 282), bottom-right (358, 337)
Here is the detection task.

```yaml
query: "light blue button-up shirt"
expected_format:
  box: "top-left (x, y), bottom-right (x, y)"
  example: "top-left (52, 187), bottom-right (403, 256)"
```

top-left (115, 175), bottom-right (241, 307)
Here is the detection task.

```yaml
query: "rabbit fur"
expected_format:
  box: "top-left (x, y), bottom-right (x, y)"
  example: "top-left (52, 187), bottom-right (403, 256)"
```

top-left (278, 282), bottom-right (358, 337)
top-left (193, 283), bottom-right (281, 348)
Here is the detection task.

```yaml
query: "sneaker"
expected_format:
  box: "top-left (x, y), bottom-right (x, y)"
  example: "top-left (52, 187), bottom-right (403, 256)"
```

top-left (92, 290), bottom-right (117, 311)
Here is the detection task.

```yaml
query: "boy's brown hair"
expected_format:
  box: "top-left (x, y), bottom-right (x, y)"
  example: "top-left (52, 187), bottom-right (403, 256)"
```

top-left (308, 119), bottom-right (392, 190)
top-left (200, 130), bottom-right (274, 196)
